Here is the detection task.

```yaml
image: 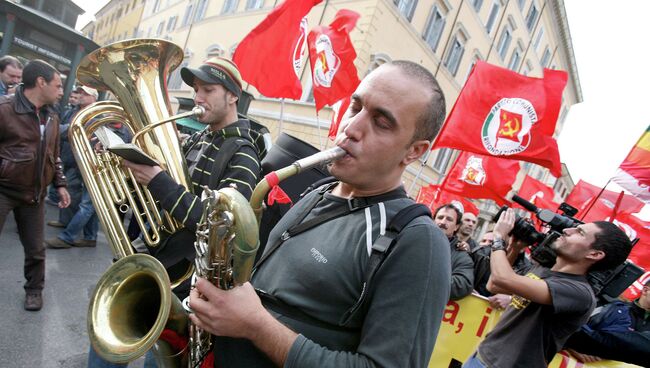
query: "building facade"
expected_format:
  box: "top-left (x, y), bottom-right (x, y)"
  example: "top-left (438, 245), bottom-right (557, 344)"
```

top-left (0, 0), bottom-right (99, 101)
top-left (82, 0), bottom-right (580, 231)
top-left (80, 0), bottom-right (146, 46)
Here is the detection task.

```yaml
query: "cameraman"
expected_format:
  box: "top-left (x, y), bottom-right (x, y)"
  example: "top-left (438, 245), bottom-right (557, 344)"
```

top-left (463, 208), bottom-right (633, 368)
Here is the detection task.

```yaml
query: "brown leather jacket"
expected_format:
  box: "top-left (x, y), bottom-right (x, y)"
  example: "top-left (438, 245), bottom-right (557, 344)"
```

top-left (0, 86), bottom-right (66, 204)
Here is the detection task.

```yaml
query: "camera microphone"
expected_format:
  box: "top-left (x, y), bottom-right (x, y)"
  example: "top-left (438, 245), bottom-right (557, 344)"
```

top-left (511, 195), bottom-right (538, 213)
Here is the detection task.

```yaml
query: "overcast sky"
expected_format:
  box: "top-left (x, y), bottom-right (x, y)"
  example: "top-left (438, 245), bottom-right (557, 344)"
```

top-left (73, 0), bottom-right (649, 219)
top-left (560, 0), bottom-right (649, 219)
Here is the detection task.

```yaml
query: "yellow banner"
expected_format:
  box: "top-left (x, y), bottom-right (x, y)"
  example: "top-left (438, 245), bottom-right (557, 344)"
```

top-left (428, 294), bottom-right (641, 368)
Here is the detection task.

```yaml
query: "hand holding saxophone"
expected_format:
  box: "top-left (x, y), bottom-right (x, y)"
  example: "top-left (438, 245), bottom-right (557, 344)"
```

top-left (122, 160), bottom-right (163, 186)
top-left (189, 278), bottom-right (298, 365)
top-left (188, 279), bottom-right (268, 339)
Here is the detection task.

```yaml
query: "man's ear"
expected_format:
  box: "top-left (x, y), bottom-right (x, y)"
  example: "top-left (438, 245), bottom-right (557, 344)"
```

top-left (36, 76), bottom-right (46, 88)
top-left (228, 92), bottom-right (239, 106)
top-left (586, 249), bottom-right (605, 263)
top-left (402, 139), bottom-right (431, 166)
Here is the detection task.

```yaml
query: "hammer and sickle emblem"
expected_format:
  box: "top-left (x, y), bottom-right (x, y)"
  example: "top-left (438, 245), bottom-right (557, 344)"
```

top-left (499, 112), bottom-right (520, 138)
top-left (318, 51), bottom-right (329, 73)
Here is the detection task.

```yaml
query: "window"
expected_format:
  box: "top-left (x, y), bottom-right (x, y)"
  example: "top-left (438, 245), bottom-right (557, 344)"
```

top-left (367, 53), bottom-right (392, 75)
top-left (152, 0), bottom-right (161, 13)
top-left (517, 0), bottom-right (526, 9)
top-left (168, 61), bottom-right (188, 90)
top-left (432, 148), bottom-right (453, 173)
top-left (167, 15), bottom-right (178, 31)
top-left (245, 0), bottom-right (263, 10)
top-left (496, 27), bottom-right (512, 60)
top-left (194, 0), bottom-right (208, 21)
top-left (206, 44), bottom-right (225, 57)
top-left (444, 36), bottom-right (465, 76)
top-left (540, 47), bottom-right (551, 67)
top-left (470, 0), bottom-right (483, 12)
top-left (464, 55), bottom-right (480, 83)
top-left (156, 21), bottom-right (165, 36)
top-left (508, 49), bottom-right (521, 71)
top-left (525, 4), bottom-right (538, 31)
top-left (181, 3), bottom-right (194, 26)
top-left (533, 26), bottom-right (544, 52)
top-left (485, 1), bottom-right (500, 33)
top-left (229, 43), bottom-right (239, 57)
top-left (132, 27), bottom-right (138, 37)
top-left (423, 6), bottom-right (445, 52)
top-left (222, 0), bottom-right (239, 14)
top-left (394, 0), bottom-right (418, 22)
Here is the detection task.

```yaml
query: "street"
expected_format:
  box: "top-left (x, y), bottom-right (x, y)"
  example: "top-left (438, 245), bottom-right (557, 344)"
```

top-left (0, 202), bottom-right (146, 368)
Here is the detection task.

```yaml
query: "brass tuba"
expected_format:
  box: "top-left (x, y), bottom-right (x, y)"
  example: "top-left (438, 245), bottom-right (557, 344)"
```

top-left (69, 38), bottom-right (200, 258)
top-left (77, 38), bottom-right (198, 366)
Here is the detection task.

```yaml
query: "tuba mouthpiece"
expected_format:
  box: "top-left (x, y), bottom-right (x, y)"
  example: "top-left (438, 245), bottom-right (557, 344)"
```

top-left (192, 106), bottom-right (205, 117)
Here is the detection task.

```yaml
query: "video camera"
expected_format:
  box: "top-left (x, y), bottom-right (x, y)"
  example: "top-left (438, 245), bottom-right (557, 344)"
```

top-left (494, 195), bottom-right (644, 303)
top-left (493, 194), bottom-right (581, 268)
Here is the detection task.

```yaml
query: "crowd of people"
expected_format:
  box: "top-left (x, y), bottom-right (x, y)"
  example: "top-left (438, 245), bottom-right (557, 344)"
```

top-left (0, 52), bottom-right (645, 368)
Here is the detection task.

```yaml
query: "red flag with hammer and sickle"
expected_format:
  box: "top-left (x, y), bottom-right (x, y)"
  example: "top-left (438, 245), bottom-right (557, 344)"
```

top-left (432, 61), bottom-right (566, 177)
top-left (440, 151), bottom-right (519, 206)
top-left (307, 9), bottom-right (361, 111)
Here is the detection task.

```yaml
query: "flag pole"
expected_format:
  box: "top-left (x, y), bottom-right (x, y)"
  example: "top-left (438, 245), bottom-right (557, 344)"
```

top-left (610, 191), bottom-right (625, 222)
top-left (407, 147), bottom-right (432, 196)
top-left (579, 178), bottom-right (611, 221)
top-left (315, 113), bottom-right (324, 150)
top-left (278, 98), bottom-right (285, 134)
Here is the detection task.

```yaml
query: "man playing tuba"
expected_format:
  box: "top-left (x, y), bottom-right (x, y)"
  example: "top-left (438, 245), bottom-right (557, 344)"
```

top-left (124, 57), bottom-right (265, 297)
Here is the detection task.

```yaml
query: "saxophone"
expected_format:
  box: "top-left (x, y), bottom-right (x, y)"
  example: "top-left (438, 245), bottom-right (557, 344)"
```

top-left (185, 146), bottom-right (346, 367)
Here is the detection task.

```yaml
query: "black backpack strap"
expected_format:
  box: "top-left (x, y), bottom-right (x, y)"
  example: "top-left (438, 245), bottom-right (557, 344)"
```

top-left (339, 203), bottom-right (431, 326)
top-left (254, 186), bottom-right (409, 270)
top-left (208, 137), bottom-right (255, 189)
top-left (299, 176), bottom-right (338, 198)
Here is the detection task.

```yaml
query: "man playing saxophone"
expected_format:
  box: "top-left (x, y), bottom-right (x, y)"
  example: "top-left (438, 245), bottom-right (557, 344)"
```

top-left (188, 60), bottom-right (452, 367)
top-left (123, 57), bottom-right (265, 294)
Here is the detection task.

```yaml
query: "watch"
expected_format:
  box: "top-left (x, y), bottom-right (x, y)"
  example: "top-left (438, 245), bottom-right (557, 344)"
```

top-left (491, 237), bottom-right (507, 252)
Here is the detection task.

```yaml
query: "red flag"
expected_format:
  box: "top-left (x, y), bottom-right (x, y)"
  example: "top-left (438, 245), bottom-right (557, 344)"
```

top-left (233, 0), bottom-right (322, 99)
top-left (613, 213), bottom-right (650, 272)
top-left (307, 9), bottom-right (361, 111)
top-left (432, 61), bottom-right (567, 177)
top-left (329, 96), bottom-right (350, 140)
top-left (440, 151), bottom-right (519, 206)
top-left (416, 185), bottom-right (479, 216)
top-left (565, 180), bottom-right (644, 217)
top-left (612, 125), bottom-right (650, 203)
top-left (623, 271), bottom-right (650, 300)
top-left (517, 175), bottom-right (559, 210)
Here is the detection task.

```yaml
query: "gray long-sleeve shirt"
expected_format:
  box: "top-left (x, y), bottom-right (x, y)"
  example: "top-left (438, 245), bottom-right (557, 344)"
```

top-left (213, 187), bottom-right (451, 367)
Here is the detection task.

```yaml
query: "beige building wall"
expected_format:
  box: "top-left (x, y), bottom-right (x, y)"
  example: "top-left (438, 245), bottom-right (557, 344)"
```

top-left (90, 0), bottom-right (581, 224)
top-left (80, 0), bottom-right (146, 45)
